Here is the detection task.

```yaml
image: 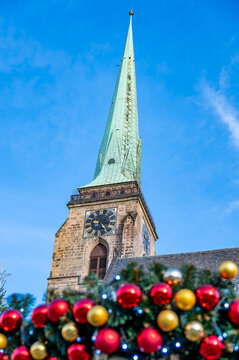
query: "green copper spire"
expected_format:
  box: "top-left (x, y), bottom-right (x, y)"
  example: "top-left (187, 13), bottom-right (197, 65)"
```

top-left (84, 12), bottom-right (141, 188)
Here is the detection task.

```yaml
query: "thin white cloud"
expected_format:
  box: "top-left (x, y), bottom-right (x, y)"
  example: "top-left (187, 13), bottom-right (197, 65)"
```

top-left (201, 81), bottom-right (239, 149)
top-left (226, 200), bottom-right (239, 215)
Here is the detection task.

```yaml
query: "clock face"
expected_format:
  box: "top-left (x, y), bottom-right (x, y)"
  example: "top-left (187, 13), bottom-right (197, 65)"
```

top-left (84, 208), bottom-right (117, 237)
top-left (142, 221), bottom-right (150, 256)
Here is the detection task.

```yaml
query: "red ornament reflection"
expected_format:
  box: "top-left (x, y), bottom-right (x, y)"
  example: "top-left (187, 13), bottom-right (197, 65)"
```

top-left (95, 328), bottom-right (120, 354)
top-left (47, 299), bottom-right (69, 322)
top-left (137, 328), bottom-right (163, 354)
top-left (31, 304), bottom-right (48, 328)
top-left (199, 335), bottom-right (224, 360)
top-left (150, 283), bottom-right (173, 306)
top-left (67, 344), bottom-right (90, 360)
top-left (73, 299), bottom-right (94, 324)
top-left (11, 346), bottom-right (31, 360)
top-left (228, 299), bottom-right (239, 326)
top-left (0, 309), bottom-right (23, 332)
top-left (117, 283), bottom-right (142, 309)
top-left (196, 285), bottom-right (220, 310)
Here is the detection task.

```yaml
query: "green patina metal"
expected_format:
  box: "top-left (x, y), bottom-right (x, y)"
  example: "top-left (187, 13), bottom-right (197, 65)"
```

top-left (83, 14), bottom-right (141, 188)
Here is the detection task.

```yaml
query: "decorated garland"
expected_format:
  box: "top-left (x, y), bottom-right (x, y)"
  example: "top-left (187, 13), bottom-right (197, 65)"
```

top-left (0, 260), bottom-right (239, 359)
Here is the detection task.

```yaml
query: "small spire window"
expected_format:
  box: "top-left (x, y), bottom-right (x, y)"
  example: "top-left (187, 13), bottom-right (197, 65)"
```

top-left (108, 158), bottom-right (115, 164)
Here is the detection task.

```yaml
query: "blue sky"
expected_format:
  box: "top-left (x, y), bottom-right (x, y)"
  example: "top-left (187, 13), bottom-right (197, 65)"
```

top-left (1, 0), bottom-right (239, 303)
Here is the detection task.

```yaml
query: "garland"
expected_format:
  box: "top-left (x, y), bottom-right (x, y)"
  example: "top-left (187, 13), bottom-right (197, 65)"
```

top-left (0, 260), bottom-right (239, 360)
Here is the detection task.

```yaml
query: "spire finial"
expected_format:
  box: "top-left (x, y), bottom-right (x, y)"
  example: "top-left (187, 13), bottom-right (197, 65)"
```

top-left (129, 10), bottom-right (134, 16)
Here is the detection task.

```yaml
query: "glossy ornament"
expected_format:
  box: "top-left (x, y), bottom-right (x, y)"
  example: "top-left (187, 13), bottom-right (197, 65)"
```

top-left (196, 285), bottom-right (220, 310)
top-left (163, 268), bottom-right (182, 286)
top-left (47, 299), bottom-right (69, 322)
top-left (31, 304), bottom-right (48, 328)
top-left (0, 334), bottom-right (7, 349)
top-left (95, 328), bottom-right (120, 354)
top-left (219, 261), bottom-right (238, 280)
top-left (150, 283), bottom-right (173, 306)
top-left (117, 283), bottom-right (142, 308)
top-left (67, 344), bottom-right (90, 360)
top-left (30, 342), bottom-right (47, 360)
top-left (11, 346), bottom-right (31, 360)
top-left (157, 310), bottom-right (179, 332)
top-left (0, 309), bottom-right (22, 332)
top-left (228, 299), bottom-right (239, 325)
top-left (61, 321), bottom-right (79, 342)
top-left (184, 321), bottom-right (204, 342)
top-left (1, 355), bottom-right (8, 360)
top-left (87, 305), bottom-right (108, 327)
top-left (199, 335), bottom-right (224, 360)
top-left (137, 328), bottom-right (163, 353)
top-left (73, 299), bottom-right (94, 324)
top-left (175, 289), bottom-right (196, 310)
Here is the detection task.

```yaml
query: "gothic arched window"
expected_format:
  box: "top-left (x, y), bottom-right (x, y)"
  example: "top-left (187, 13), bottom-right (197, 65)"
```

top-left (89, 244), bottom-right (107, 279)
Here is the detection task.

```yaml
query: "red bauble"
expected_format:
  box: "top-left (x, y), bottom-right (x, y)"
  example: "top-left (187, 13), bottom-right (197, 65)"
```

top-left (95, 328), bottom-right (120, 354)
top-left (73, 299), bottom-right (94, 324)
top-left (67, 344), bottom-right (90, 360)
top-left (228, 299), bottom-right (239, 325)
top-left (48, 299), bottom-right (69, 322)
top-left (137, 328), bottom-right (163, 354)
top-left (117, 283), bottom-right (142, 309)
top-left (11, 346), bottom-right (31, 360)
top-left (199, 335), bottom-right (224, 360)
top-left (0, 309), bottom-right (22, 332)
top-left (196, 285), bottom-right (220, 310)
top-left (0, 355), bottom-right (8, 360)
top-left (31, 304), bottom-right (48, 328)
top-left (150, 283), bottom-right (173, 306)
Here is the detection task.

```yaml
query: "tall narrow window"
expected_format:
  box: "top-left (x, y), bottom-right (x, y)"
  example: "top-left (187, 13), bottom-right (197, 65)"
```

top-left (89, 244), bottom-right (107, 279)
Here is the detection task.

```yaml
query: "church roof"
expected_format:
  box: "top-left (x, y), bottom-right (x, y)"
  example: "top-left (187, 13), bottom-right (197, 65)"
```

top-left (83, 12), bottom-right (141, 188)
top-left (104, 248), bottom-right (239, 289)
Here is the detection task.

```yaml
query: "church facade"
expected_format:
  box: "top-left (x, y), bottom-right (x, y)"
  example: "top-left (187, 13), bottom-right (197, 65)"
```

top-left (47, 12), bottom-right (239, 295)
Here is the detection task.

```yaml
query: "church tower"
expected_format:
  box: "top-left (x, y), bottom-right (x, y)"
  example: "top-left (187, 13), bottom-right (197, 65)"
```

top-left (47, 12), bottom-right (158, 294)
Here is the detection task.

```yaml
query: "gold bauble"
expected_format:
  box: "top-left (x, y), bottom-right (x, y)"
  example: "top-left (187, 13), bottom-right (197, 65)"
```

top-left (163, 268), bottom-right (183, 286)
top-left (0, 333), bottom-right (7, 349)
top-left (157, 310), bottom-right (179, 332)
top-left (87, 305), bottom-right (108, 327)
top-left (61, 321), bottom-right (79, 342)
top-left (175, 289), bottom-right (196, 311)
top-left (184, 321), bottom-right (204, 342)
top-left (30, 341), bottom-right (47, 360)
top-left (219, 261), bottom-right (238, 280)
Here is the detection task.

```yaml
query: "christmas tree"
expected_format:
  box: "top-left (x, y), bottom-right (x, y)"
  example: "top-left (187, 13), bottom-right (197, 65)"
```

top-left (0, 260), bottom-right (239, 360)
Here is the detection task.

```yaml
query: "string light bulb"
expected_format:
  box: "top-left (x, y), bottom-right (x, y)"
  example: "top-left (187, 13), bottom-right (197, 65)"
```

top-left (121, 343), bottom-right (128, 350)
